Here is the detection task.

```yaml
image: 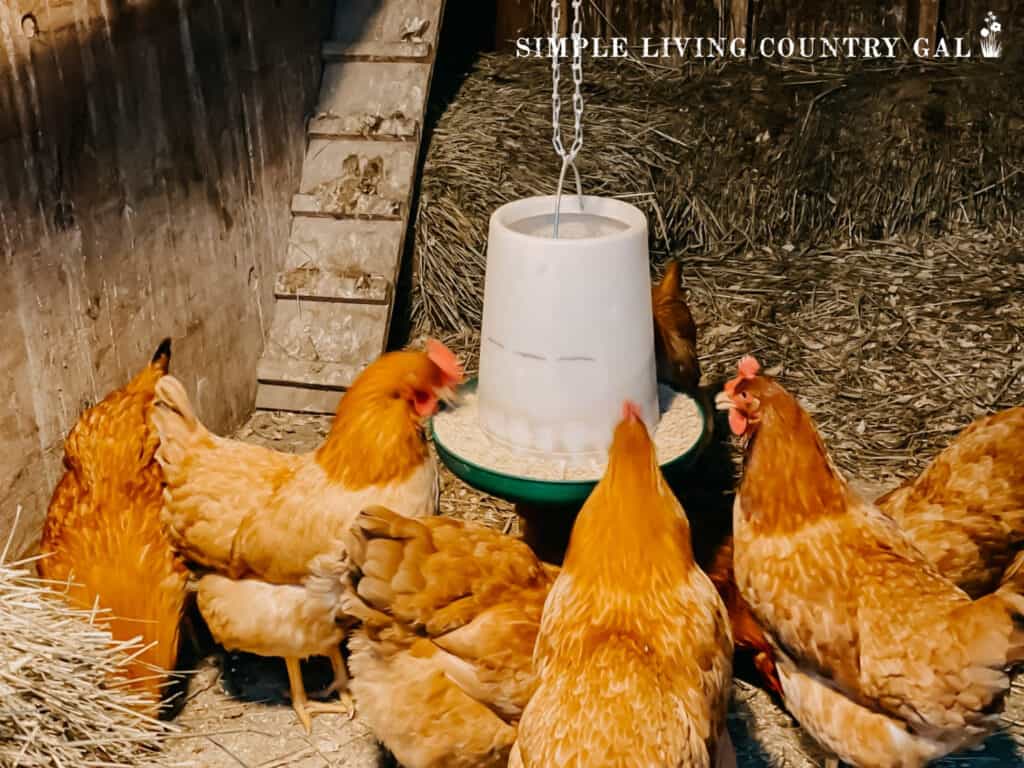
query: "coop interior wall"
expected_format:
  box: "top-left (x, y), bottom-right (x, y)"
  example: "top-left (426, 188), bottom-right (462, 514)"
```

top-left (0, 0), bottom-right (335, 557)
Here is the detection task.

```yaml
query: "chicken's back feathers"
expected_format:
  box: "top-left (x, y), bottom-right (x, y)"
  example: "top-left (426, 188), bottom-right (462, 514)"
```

top-left (876, 406), bottom-right (1024, 597)
top-left (38, 338), bottom-right (187, 714)
top-left (344, 506), bottom-right (553, 713)
top-left (515, 412), bottom-right (733, 768)
top-left (339, 506), bottom-right (556, 768)
top-left (56, 338), bottom-right (170, 490)
top-left (347, 629), bottom-right (516, 768)
top-left (152, 375), bottom-right (304, 571)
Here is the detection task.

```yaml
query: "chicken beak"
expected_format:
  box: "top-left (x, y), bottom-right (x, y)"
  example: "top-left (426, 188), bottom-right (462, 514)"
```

top-left (714, 390), bottom-right (734, 412)
top-left (436, 382), bottom-right (463, 408)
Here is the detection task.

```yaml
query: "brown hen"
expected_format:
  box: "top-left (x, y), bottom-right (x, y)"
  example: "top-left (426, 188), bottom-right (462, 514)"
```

top-left (38, 339), bottom-right (188, 717)
top-left (876, 405), bottom-right (1024, 598)
top-left (652, 259), bottom-right (701, 393)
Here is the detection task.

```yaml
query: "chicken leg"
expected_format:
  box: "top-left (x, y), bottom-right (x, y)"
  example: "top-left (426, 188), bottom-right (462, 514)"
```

top-left (308, 645), bottom-right (351, 699)
top-left (285, 656), bottom-right (354, 734)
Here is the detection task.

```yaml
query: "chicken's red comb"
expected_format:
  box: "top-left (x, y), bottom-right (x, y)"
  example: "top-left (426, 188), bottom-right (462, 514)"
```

top-left (737, 355), bottom-right (761, 379)
top-left (426, 339), bottom-right (464, 382)
top-left (724, 355), bottom-right (762, 395)
top-left (621, 400), bottom-right (642, 422)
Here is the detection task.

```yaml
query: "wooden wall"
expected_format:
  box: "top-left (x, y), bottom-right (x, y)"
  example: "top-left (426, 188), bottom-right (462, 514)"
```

top-left (0, 0), bottom-right (334, 557)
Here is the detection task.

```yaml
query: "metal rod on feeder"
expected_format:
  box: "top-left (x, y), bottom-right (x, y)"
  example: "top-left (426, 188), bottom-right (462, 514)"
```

top-left (551, 0), bottom-right (585, 239)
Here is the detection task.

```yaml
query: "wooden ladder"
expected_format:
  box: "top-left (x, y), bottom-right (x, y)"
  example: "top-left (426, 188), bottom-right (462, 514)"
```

top-left (255, 0), bottom-right (445, 414)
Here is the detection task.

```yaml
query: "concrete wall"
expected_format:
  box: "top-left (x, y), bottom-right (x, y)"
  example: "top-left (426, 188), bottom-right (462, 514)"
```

top-left (0, 0), bottom-right (334, 557)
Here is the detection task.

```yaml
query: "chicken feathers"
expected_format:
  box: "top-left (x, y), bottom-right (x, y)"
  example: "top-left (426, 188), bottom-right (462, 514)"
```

top-left (151, 342), bottom-right (463, 732)
top-left (876, 405), bottom-right (1024, 598)
top-left (513, 402), bottom-right (734, 768)
top-left (718, 358), bottom-right (1024, 766)
top-left (339, 505), bottom-right (557, 768)
top-left (38, 338), bottom-right (188, 716)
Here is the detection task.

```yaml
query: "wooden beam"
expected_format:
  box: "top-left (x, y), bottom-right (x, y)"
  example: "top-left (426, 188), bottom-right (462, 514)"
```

top-left (494, 0), bottom-right (534, 51)
top-left (918, 0), bottom-right (940, 53)
top-left (729, 0), bottom-right (749, 45)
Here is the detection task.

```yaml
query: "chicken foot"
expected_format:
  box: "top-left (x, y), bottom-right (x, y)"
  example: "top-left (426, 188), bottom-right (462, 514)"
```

top-left (307, 645), bottom-right (350, 699)
top-left (285, 656), bottom-right (354, 734)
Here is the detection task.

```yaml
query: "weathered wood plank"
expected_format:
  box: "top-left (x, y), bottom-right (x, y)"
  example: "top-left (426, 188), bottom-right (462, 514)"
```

top-left (333, 0), bottom-right (445, 45)
top-left (494, 0), bottom-right (534, 50)
top-left (316, 61), bottom-right (431, 122)
top-left (260, 300), bottom-right (389, 386)
top-left (291, 193), bottom-right (403, 220)
top-left (255, 382), bottom-right (345, 414)
top-left (257, 357), bottom-right (367, 390)
top-left (308, 114), bottom-right (419, 141)
top-left (274, 266), bottom-right (391, 305)
top-left (322, 40), bottom-right (432, 62)
top-left (300, 138), bottom-right (416, 195)
top-left (285, 217), bottom-right (406, 280)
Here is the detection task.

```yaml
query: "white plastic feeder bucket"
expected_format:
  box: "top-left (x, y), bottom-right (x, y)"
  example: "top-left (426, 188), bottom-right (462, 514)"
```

top-left (477, 194), bottom-right (659, 459)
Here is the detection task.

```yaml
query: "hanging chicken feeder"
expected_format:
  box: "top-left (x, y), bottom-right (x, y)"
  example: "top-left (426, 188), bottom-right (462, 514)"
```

top-left (431, 195), bottom-right (709, 505)
top-left (430, 0), bottom-right (707, 507)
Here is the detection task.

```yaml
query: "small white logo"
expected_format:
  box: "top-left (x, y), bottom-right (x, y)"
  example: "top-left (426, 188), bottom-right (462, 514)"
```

top-left (980, 12), bottom-right (1002, 58)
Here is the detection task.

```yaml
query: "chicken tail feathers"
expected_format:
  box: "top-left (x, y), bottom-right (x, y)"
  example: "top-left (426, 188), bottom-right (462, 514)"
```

top-left (152, 375), bottom-right (205, 467)
top-left (342, 506), bottom-right (435, 615)
top-left (151, 337), bottom-right (172, 373)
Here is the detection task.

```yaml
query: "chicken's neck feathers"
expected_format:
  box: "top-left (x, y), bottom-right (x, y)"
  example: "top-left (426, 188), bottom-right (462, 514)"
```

top-left (315, 393), bottom-right (429, 488)
top-left (740, 395), bottom-right (848, 535)
top-left (563, 453), bottom-right (696, 596)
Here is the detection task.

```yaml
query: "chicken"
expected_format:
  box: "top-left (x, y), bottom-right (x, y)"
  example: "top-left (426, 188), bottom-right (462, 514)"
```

top-left (709, 405), bottom-right (1024, 698)
top-left (37, 338), bottom-right (188, 717)
top-left (875, 406), bottom-right (1024, 598)
top-left (655, 262), bottom-right (774, 698)
top-left (336, 505), bottom-right (558, 768)
top-left (706, 536), bottom-right (782, 696)
top-left (652, 259), bottom-right (701, 393)
top-left (511, 401), bottom-right (735, 768)
top-left (716, 355), bottom-right (1024, 767)
top-left (151, 340), bottom-right (464, 732)
top-left (196, 554), bottom-right (351, 732)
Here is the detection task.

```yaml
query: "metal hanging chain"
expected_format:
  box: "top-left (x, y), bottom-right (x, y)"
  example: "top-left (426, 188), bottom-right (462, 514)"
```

top-left (550, 0), bottom-right (585, 238)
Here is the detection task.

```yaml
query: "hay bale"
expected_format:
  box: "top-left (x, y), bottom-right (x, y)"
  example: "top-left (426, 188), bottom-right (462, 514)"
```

top-left (0, 517), bottom-right (175, 767)
top-left (412, 54), bottom-right (1024, 333)
top-left (411, 53), bottom-right (1024, 485)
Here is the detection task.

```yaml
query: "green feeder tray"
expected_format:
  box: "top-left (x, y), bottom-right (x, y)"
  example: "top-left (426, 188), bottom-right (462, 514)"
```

top-left (430, 378), bottom-right (710, 506)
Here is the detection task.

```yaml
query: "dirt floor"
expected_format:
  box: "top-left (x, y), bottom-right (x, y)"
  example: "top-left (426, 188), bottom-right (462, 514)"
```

top-left (160, 374), bottom-right (1024, 767)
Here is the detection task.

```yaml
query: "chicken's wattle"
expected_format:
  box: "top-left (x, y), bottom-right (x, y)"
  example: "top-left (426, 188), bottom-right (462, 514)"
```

top-left (729, 408), bottom-right (748, 436)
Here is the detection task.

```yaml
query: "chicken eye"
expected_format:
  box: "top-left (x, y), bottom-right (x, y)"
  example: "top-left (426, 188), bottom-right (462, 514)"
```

top-left (740, 392), bottom-right (749, 400)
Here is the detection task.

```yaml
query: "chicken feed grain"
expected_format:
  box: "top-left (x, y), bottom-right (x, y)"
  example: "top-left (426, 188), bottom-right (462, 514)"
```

top-left (431, 384), bottom-right (703, 482)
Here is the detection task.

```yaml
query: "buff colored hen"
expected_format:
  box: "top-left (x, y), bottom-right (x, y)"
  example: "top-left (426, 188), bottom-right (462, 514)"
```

top-left (38, 339), bottom-right (188, 717)
top-left (718, 356), bottom-right (1024, 767)
top-left (876, 405), bottom-right (1024, 598)
top-left (511, 402), bottom-right (735, 768)
top-left (151, 340), bottom-right (464, 732)
top-left (337, 505), bottom-right (558, 768)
